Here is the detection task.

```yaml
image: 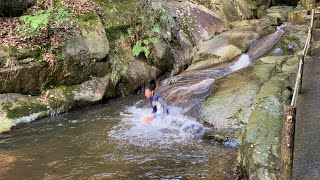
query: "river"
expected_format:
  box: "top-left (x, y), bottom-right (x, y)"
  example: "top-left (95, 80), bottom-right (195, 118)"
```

top-left (0, 95), bottom-right (237, 179)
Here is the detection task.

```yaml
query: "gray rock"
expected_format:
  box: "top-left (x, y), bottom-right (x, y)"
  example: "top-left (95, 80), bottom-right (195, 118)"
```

top-left (167, 1), bottom-right (228, 46)
top-left (79, 16), bottom-right (110, 61)
top-left (73, 76), bottom-right (111, 104)
top-left (62, 33), bottom-right (90, 63)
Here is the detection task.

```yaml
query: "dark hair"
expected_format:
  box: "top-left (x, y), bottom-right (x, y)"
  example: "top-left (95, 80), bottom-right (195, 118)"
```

top-left (145, 84), bottom-right (155, 91)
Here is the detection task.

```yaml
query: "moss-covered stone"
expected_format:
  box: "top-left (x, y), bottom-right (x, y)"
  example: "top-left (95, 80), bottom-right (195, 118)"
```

top-left (288, 6), bottom-right (309, 25)
top-left (46, 86), bottom-right (75, 111)
top-left (241, 73), bottom-right (290, 179)
top-left (0, 95), bottom-right (48, 121)
top-left (96, 0), bottom-right (139, 29)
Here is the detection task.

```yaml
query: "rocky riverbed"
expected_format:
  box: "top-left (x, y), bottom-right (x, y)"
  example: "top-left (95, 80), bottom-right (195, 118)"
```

top-left (0, 0), bottom-right (318, 179)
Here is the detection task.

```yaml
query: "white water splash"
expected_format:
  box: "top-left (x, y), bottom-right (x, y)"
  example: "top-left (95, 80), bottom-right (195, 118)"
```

top-left (108, 106), bottom-right (207, 147)
top-left (276, 22), bottom-right (287, 32)
top-left (230, 54), bottom-right (251, 72)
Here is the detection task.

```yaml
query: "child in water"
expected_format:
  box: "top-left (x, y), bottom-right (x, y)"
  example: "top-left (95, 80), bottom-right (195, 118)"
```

top-left (143, 84), bottom-right (169, 124)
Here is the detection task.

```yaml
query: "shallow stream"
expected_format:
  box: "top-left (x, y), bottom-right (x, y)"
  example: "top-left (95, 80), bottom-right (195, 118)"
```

top-left (0, 95), bottom-right (237, 179)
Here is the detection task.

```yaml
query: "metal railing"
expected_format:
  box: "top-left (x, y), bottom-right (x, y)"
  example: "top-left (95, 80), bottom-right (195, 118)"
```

top-left (280, 9), bottom-right (315, 180)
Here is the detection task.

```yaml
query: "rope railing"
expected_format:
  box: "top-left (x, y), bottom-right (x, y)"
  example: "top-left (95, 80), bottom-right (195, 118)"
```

top-left (280, 9), bottom-right (315, 180)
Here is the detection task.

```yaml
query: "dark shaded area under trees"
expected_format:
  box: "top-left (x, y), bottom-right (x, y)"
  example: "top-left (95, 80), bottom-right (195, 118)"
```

top-left (0, 0), bottom-right (36, 17)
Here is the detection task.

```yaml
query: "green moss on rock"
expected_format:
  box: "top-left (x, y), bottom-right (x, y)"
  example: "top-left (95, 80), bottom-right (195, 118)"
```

top-left (47, 86), bottom-right (75, 111)
top-left (2, 97), bottom-right (47, 119)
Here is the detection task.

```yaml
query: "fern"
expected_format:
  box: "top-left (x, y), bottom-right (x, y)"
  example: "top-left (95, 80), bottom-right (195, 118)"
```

top-left (132, 40), bottom-right (143, 57)
top-left (16, 5), bottom-right (70, 40)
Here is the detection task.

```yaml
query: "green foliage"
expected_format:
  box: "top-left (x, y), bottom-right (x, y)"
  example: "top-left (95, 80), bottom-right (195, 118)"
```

top-left (109, 51), bottom-right (128, 85)
top-left (128, 15), bottom-right (161, 59)
top-left (16, 5), bottom-right (70, 40)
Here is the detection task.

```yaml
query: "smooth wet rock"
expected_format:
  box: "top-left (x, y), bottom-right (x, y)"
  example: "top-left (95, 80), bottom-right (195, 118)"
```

top-left (201, 63), bottom-right (275, 129)
top-left (248, 24), bottom-right (285, 60)
top-left (167, 1), bottom-right (228, 46)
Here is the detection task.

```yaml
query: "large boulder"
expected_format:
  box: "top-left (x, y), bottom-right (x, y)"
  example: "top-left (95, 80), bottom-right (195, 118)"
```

top-left (78, 14), bottom-right (110, 61)
top-left (287, 5), bottom-right (309, 25)
top-left (63, 13), bottom-right (109, 62)
top-left (0, 74), bottom-right (115, 133)
top-left (192, 0), bottom-right (253, 21)
top-left (200, 63), bottom-right (275, 129)
top-left (262, 6), bottom-right (294, 23)
top-left (0, 0), bottom-right (35, 17)
top-left (0, 13), bottom-right (111, 95)
top-left (0, 94), bottom-right (49, 132)
top-left (167, 1), bottom-right (229, 46)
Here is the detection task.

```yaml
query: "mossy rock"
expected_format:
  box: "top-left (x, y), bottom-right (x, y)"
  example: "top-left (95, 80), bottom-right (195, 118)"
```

top-left (201, 62), bottom-right (275, 130)
top-left (0, 95), bottom-right (48, 119)
top-left (76, 12), bottom-right (110, 61)
top-left (96, 0), bottom-right (139, 29)
top-left (287, 6), bottom-right (309, 25)
top-left (45, 86), bottom-right (76, 111)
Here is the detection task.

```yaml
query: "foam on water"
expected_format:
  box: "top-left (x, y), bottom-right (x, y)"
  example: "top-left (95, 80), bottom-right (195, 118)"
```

top-left (108, 106), bottom-right (207, 147)
top-left (230, 54), bottom-right (251, 72)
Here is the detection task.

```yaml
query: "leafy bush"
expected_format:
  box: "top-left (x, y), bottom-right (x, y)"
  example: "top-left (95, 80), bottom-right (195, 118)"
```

top-left (127, 14), bottom-right (162, 59)
top-left (16, 5), bottom-right (70, 40)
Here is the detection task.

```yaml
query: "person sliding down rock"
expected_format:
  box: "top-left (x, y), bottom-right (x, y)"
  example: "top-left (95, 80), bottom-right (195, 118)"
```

top-left (143, 84), bottom-right (169, 124)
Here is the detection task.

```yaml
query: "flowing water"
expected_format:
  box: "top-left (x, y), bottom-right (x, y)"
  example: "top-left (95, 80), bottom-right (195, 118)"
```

top-left (0, 24), bottom-right (287, 180)
top-left (0, 95), bottom-right (237, 180)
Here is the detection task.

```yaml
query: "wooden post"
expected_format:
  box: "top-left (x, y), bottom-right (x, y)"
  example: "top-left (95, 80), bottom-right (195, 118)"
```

top-left (280, 106), bottom-right (296, 180)
top-left (299, 55), bottom-right (305, 94)
top-left (308, 9), bottom-right (314, 55)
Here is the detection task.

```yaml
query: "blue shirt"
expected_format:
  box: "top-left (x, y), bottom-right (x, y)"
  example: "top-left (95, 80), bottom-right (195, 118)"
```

top-left (149, 93), bottom-right (169, 116)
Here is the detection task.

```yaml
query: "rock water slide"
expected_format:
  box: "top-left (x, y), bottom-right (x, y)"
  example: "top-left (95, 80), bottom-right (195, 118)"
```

top-left (157, 23), bottom-right (287, 115)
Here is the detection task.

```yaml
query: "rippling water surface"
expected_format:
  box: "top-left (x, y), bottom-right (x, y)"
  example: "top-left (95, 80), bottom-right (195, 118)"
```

top-left (0, 95), bottom-right (237, 179)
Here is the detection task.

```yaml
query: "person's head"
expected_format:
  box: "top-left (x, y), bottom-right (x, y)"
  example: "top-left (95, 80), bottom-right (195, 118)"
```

top-left (144, 84), bottom-right (155, 98)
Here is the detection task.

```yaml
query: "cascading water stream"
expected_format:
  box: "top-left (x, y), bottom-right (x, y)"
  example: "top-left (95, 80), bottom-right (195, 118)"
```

top-left (109, 23), bottom-right (287, 147)
top-left (158, 23), bottom-right (287, 111)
